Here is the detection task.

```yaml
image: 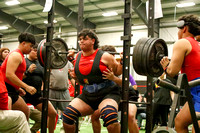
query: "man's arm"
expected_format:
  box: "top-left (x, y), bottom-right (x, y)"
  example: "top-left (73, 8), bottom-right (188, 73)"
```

top-left (101, 53), bottom-right (122, 76)
top-left (6, 52), bottom-right (36, 95)
top-left (102, 68), bottom-right (122, 86)
top-left (160, 39), bottom-right (191, 77)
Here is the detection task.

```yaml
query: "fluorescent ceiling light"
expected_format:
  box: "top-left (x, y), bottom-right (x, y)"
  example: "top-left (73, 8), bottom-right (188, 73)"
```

top-left (102, 11), bottom-right (118, 17)
top-left (5, 0), bottom-right (20, 6)
top-left (44, 20), bottom-right (57, 24)
top-left (0, 26), bottom-right (8, 30)
top-left (176, 2), bottom-right (195, 8)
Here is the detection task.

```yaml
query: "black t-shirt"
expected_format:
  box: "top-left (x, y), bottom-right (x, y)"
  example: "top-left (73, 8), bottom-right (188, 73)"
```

top-left (153, 78), bottom-right (172, 105)
top-left (23, 58), bottom-right (44, 94)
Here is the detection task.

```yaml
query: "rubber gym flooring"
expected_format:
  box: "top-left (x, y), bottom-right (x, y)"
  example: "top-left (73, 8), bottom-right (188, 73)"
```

top-left (31, 117), bottom-right (193, 133)
top-left (54, 117), bottom-right (146, 133)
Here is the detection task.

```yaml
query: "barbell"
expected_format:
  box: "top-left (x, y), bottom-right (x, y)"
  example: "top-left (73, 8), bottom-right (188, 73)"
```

top-left (37, 37), bottom-right (168, 77)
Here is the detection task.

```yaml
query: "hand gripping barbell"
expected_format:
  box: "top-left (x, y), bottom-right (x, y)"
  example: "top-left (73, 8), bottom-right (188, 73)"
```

top-left (37, 37), bottom-right (168, 77)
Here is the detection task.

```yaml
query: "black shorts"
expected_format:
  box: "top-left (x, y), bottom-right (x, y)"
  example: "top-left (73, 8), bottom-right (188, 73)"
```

top-left (118, 87), bottom-right (139, 111)
top-left (5, 83), bottom-right (19, 104)
top-left (129, 88), bottom-right (139, 102)
top-left (77, 84), bottom-right (121, 110)
top-left (23, 93), bottom-right (42, 106)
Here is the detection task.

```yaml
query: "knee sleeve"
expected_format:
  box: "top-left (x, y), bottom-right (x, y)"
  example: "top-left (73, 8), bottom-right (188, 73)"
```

top-left (100, 105), bottom-right (118, 127)
top-left (62, 105), bottom-right (81, 125)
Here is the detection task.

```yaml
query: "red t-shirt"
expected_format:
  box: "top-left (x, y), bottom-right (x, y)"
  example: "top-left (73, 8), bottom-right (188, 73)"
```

top-left (181, 37), bottom-right (200, 81)
top-left (1, 49), bottom-right (26, 90)
top-left (0, 70), bottom-right (8, 110)
top-left (0, 92), bottom-right (8, 110)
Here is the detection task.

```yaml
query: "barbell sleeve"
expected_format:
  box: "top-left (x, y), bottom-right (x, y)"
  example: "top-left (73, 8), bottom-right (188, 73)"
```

top-left (157, 78), bottom-right (200, 94)
top-left (156, 79), bottom-right (180, 93)
top-left (189, 78), bottom-right (200, 88)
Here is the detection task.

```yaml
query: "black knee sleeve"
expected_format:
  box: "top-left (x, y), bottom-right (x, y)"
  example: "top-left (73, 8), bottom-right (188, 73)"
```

top-left (100, 105), bottom-right (118, 127)
top-left (62, 105), bottom-right (81, 125)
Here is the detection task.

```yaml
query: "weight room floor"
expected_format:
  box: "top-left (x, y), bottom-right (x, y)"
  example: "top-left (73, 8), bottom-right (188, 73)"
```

top-left (54, 117), bottom-right (146, 133)
top-left (30, 117), bottom-right (146, 133)
top-left (30, 117), bottom-right (193, 133)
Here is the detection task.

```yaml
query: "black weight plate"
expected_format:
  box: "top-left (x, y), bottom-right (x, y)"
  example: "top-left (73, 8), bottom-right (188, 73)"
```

top-left (133, 38), bottom-right (149, 76)
top-left (141, 38), bottom-right (157, 76)
top-left (133, 38), bottom-right (145, 75)
top-left (37, 39), bottom-right (46, 67)
top-left (150, 39), bottom-right (168, 77)
top-left (146, 38), bottom-right (168, 77)
top-left (51, 38), bottom-right (68, 69)
top-left (37, 38), bottom-right (68, 69)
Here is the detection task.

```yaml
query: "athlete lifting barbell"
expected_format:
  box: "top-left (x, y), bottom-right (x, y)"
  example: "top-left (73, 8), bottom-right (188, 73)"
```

top-left (158, 14), bottom-right (200, 133)
top-left (36, 12), bottom-right (200, 133)
top-left (37, 27), bottom-right (169, 133)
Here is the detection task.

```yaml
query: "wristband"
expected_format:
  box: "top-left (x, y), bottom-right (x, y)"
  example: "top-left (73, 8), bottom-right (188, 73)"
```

top-left (164, 62), bottom-right (169, 73)
top-left (68, 56), bottom-right (74, 62)
top-left (164, 67), bottom-right (168, 75)
top-left (164, 66), bottom-right (168, 71)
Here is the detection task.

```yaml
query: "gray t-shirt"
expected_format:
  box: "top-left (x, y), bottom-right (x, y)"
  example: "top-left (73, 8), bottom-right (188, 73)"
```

top-left (49, 62), bottom-right (73, 90)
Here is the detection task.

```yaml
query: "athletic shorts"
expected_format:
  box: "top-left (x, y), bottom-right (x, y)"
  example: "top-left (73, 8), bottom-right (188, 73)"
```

top-left (128, 88), bottom-right (139, 102)
top-left (23, 93), bottom-right (42, 106)
top-left (77, 84), bottom-right (121, 110)
top-left (5, 83), bottom-right (19, 104)
top-left (190, 78), bottom-right (200, 112)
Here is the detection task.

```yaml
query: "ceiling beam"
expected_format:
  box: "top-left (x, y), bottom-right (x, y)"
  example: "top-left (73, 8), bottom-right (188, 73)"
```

top-left (131, 0), bottom-right (148, 25)
top-left (0, 9), bottom-right (44, 35)
top-left (0, 9), bottom-right (44, 42)
top-left (33, 0), bottom-right (96, 29)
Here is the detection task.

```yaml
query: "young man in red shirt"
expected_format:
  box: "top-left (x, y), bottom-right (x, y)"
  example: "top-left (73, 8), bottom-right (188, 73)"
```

top-left (63, 29), bottom-right (122, 133)
top-left (1, 32), bottom-right (37, 120)
top-left (160, 14), bottom-right (200, 133)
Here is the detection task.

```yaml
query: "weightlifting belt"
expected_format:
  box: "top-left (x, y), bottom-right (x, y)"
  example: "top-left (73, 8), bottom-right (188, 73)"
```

top-left (83, 80), bottom-right (115, 93)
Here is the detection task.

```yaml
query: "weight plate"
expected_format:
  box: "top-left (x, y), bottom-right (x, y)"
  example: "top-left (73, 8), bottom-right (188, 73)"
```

top-left (141, 38), bottom-right (156, 76)
top-left (51, 38), bottom-right (68, 69)
top-left (133, 38), bottom-right (149, 76)
top-left (146, 38), bottom-right (168, 77)
top-left (37, 39), bottom-right (46, 67)
top-left (37, 38), bottom-right (68, 69)
top-left (133, 37), bottom-right (168, 77)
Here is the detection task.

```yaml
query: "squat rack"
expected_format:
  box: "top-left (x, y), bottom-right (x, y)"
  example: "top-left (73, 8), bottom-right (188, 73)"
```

top-left (40, 0), bottom-right (156, 133)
